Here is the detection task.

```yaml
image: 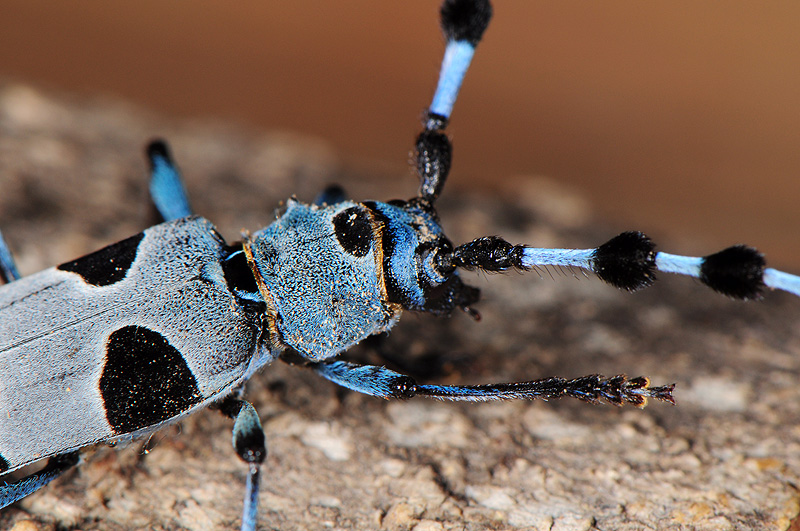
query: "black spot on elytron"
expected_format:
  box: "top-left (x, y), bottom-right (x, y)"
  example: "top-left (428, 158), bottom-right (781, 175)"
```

top-left (0, 453), bottom-right (8, 472)
top-left (58, 233), bottom-right (144, 287)
top-left (100, 325), bottom-right (201, 435)
top-left (333, 206), bottom-right (373, 257)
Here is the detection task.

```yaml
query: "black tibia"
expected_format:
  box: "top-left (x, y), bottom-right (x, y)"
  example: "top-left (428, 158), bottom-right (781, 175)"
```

top-left (217, 396), bottom-right (266, 465)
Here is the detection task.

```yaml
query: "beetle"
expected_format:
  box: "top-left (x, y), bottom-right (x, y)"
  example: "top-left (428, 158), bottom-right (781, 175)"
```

top-left (1, 1), bottom-right (799, 530)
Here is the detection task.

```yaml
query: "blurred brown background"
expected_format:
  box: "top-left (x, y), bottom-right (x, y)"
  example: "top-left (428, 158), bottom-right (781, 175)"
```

top-left (1, 1), bottom-right (799, 268)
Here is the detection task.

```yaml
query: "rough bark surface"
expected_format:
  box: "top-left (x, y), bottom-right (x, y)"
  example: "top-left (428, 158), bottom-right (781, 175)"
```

top-left (1, 84), bottom-right (799, 531)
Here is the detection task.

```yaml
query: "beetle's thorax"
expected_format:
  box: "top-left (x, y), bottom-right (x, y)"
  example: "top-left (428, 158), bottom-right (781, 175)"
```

top-left (244, 199), bottom-right (397, 361)
top-left (243, 198), bottom-right (479, 361)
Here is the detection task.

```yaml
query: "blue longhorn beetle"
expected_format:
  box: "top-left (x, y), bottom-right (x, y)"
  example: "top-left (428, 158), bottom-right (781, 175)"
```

top-left (2, 1), bottom-right (800, 530)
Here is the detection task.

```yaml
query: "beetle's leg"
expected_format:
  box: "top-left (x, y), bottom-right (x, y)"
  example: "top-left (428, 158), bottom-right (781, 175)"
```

top-left (0, 451), bottom-right (80, 509)
top-left (0, 230), bottom-right (20, 284)
top-left (441, 232), bottom-right (800, 299)
top-left (313, 185), bottom-right (347, 206)
top-left (309, 360), bottom-right (674, 407)
top-left (217, 396), bottom-right (267, 531)
top-left (146, 140), bottom-right (193, 222)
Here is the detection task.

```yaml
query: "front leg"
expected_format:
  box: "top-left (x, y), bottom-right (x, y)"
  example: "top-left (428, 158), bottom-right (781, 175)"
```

top-left (309, 360), bottom-right (674, 407)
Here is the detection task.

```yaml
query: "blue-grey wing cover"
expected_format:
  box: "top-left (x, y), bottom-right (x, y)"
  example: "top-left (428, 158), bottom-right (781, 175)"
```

top-left (0, 217), bottom-right (271, 474)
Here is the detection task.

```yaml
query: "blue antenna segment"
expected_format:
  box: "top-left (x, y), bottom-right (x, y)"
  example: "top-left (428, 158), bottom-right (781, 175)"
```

top-left (654, 253), bottom-right (704, 277)
top-left (521, 247), bottom-right (595, 269)
top-left (764, 268), bottom-right (800, 296)
top-left (430, 40), bottom-right (476, 120)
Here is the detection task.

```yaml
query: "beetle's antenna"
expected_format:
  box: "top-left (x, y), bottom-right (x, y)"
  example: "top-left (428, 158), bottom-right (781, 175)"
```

top-left (440, 232), bottom-right (800, 299)
top-left (416, 0), bottom-right (492, 202)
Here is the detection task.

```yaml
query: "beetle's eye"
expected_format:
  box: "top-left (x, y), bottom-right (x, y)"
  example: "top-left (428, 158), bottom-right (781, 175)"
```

top-left (333, 206), bottom-right (373, 258)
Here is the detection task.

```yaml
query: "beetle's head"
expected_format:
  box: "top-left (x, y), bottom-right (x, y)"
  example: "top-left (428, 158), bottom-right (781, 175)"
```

top-left (361, 197), bottom-right (480, 317)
